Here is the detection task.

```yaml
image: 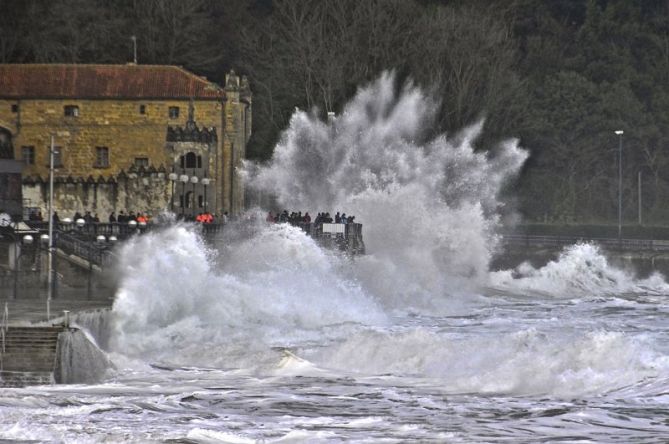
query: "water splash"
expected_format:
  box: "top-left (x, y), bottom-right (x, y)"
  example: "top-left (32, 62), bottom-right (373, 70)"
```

top-left (490, 243), bottom-right (669, 297)
top-left (110, 224), bottom-right (385, 366)
top-left (106, 73), bottom-right (669, 400)
top-left (250, 72), bottom-right (528, 307)
top-left (312, 327), bottom-right (668, 397)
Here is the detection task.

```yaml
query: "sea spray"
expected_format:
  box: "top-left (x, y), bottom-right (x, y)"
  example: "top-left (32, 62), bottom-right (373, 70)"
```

top-left (249, 72), bottom-right (528, 307)
top-left (490, 243), bottom-right (669, 297)
top-left (54, 329), bottom-right (113, 384)
top-left (104, 73), bottom-right (669, 399)
top-left (310, 327), bottom-right (667, 397)
top-left (71, 309), bottom-right (114, 350)
top-left (110, 223), bottom-right (385, 367)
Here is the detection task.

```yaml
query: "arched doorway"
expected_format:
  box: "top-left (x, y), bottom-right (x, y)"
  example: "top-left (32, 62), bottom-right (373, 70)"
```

top-left (0, 126), bottom-right (22, 218)
top-left (0, 127), bottom-right (13, 159)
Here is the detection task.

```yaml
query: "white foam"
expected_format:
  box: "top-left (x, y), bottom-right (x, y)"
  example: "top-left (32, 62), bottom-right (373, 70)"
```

top-left (104, 73), bottom-right (669, 404)
top-left (249, 72), bottom-right (528, 309)
top-left (490, 243), bottom-right (669, 297)
top-left (110, 224), bottom-right (385, 367)
top-left (313, 326), bottom-right (669, 397)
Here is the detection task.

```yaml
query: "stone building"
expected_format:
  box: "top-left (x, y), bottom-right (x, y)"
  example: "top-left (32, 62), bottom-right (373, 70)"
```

top-left (0, 64), bottom-right (251, 220)
top-left (0, 125), bottom-right (23, 219)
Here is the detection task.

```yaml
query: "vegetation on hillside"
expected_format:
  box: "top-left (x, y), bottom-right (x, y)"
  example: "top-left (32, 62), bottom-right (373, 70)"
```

top-left (2, 0), bottom-right (668, 224)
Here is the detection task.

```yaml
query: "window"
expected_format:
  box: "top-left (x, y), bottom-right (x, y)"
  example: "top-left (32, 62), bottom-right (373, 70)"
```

top-left (21, 146), bottom-right (34, 165)
top-left (64, 105), bottom-right (79, 117)
top-left (180, 152), bottom-right (200, 169)
top-left (198, 195), bottom-right (204, 208)
top-left (134, 157), bottom-right (149, 168)
top-left (169, 106), bottom-right (179, 119)
top-left (185, 152), bottom-right (197, 168)
top-left (11, 104), bottom-right (18, 113)
top-left (95, 146), bottom-right (109, 168)
top-left (139, 104), bottom-right (146, 115)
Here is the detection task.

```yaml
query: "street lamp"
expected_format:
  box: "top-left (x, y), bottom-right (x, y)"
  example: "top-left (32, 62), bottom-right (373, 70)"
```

top-left (201, 177), bottom-right (210, 212)
top-left (11, 234), bottom-right (35, 299)
top-left (614, 130), bottom-right (624, 246)
top-left (179, 174), bottom-right (189, 217)
top-left (76, 218), bottom-right (86, 238)
top-left (168, 172), bottom-right (178, 212)
top-left (47, 135), bottom-right (58, 303)
top-left (61, 217), bottom-right (72, 228)
top-left (190, 176), bottom-right (199, 215)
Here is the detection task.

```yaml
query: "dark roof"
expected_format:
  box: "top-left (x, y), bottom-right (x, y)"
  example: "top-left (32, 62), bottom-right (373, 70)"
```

top-left (0, 64), bottom-right (225, 99)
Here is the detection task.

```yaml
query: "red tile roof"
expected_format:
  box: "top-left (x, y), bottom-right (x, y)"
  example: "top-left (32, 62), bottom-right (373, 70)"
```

top-left (0, 64), bottom-right (225, 99)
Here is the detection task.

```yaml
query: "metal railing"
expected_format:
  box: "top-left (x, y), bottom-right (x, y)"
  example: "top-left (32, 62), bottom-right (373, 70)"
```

top-left (1, 302), bottom-right (8, 371)
top-left (20, 220), bottom-right (365, 266)
top-left (501, 234), bottom-right (669, 252)
top-left (25, 221), bottom-right (143, 240)
top-left (56, 232), bottom-right (114, 266)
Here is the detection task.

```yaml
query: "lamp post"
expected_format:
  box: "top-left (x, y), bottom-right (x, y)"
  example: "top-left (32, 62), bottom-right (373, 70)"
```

top-left (201, 177), bottom-right (210, 213)
top-left (61, 217), bottom-right (72, 233)
top-left (11, 234), bottom-right (34, 299)
top-left (168, 172), bottom-right (178, 213)
top-left (190, 176), bottom-right (199, 215)
top-left (614, 130), bottom-right (624, 247)
top-left (179, 174), bottom-right (189, 218)
top-left (47, 136), bottom-right (57, 302)
top-left (76, 218), bottom-right (86, 238)
top-left (638, 170), bottom-right (642, 226)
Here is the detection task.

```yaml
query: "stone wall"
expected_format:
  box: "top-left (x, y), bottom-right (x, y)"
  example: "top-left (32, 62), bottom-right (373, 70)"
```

top-left (0, 99), bottom-right (224, 178)
top-left (22, 170), bottom-right (171, 218)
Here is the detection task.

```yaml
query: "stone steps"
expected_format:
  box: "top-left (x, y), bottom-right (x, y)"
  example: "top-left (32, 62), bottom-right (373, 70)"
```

top-left (0, 326), bottom-right (64, 386)
top-left (0, 370), bottom-right (53, 387)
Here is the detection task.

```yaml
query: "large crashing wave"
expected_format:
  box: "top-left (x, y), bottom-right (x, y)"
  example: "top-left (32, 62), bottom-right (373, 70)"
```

top-left (250, 72), bottom-right (528, 306)
top-left (110, 72), bottom-right (529, 364)
top-left (105, 73), bottom-right (669, 398)
top-left (110, 224), bottom-right (385, 366)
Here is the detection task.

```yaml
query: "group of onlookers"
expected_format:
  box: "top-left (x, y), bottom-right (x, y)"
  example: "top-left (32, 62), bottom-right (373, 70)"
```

top-left (32, 207), bottom-right (355, 227)
top-left (266, 210), bottom-right (356, 225)
top-left (194, 212), bottom-right (215, 223)
top-left (107, 211), bottom-right (150, 224)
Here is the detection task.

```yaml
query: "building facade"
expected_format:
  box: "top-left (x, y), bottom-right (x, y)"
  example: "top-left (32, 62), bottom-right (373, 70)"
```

top-left (0, 64), bottom-right (251, 220)
top-left (0, 125), bottom-right (22, 219)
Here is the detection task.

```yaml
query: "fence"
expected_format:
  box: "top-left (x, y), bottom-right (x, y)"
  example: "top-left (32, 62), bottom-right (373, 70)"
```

top-left (19, 220), bottom-right (365, 265)
top-left (501, 234), bottom-right (669, 252)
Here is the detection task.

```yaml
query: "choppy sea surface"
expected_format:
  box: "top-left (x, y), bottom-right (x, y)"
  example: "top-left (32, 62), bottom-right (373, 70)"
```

top-left (2, 74), bottom-right (668, 442)
top-left (1, 228), bottom-right (668, 443)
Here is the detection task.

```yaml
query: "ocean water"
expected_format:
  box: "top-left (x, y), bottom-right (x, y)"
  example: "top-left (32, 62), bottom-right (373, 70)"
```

top-left (1, 74), bottom-right (668, 443)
